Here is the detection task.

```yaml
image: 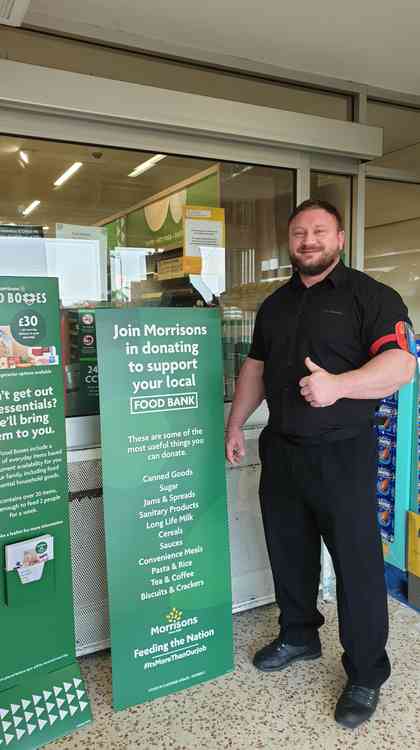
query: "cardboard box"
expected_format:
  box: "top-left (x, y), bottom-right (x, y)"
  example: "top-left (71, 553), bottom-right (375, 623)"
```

top-left (408, 511), bottom-right (420, 577)
top-left (130, 278), bottom-right (162, 304)
top-left (157, 256), bottom-right (202, 279)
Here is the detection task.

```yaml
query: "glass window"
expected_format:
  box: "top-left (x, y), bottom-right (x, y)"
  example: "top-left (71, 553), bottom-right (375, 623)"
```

top-left (310, 172), bottom-right (352, 264)
top-left (0, 133), bottom-right (295, 412)
top-left (367, 101), bottom-right (420, 179)
top-left (2, 27), bottom-right (352, 121)
top-left (367, 100), bottom-right (420, 156)
top-left (220, 164), bottom-right (295, 399)
top-left (108, 162), bottom-right (295, 401)
top-left (365, 178), bottom-right (420, 330)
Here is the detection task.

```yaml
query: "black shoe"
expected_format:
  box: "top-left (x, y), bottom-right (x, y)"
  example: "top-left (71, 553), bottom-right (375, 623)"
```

top-left (335, 682), bottom-right (380, 729)
top-left (253, 637), bottom-right (321, 672)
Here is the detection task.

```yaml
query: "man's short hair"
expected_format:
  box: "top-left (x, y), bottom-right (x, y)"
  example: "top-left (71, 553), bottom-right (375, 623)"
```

top-left (288, 199), bottom-right (344, 231)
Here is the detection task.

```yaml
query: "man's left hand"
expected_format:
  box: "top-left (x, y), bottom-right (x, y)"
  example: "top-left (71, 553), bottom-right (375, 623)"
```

top-left (299, 357), bottom-right (343, 408)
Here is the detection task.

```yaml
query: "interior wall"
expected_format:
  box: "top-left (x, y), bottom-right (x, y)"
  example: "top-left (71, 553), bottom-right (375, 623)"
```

top-left (365, 180), bottom-right (420, 331)
top-left (366, 181), bottom-right (420, 227)
top-left (221, 166), bottom-right (294, 295)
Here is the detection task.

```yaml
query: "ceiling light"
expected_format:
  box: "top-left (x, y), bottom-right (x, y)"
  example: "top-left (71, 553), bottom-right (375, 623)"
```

top-left (43, 226), bottom-right (50, 231)
top-left (128, 154), bottom-right (166, 178)
top-left (364, 266), bottom-right (397, 273)
top-left (230, 166), bottom-right (253, 179)
top-left (22, 200), bottom-right (41, 216)
top-left (54, 162), bottom-right (83, 187)
top-left (263, 275), bottom-right (292, 282)
top-left (19, 150), bottom-right (29, 164)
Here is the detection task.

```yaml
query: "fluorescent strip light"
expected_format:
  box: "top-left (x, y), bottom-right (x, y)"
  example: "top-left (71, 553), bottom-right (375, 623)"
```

top-left (54, 162), bottom-right (83, 187)
top-left (128, 154), bottom-right (166, 178)
top-left (19, 150), bottom-right (29, 164)
top-left (367, 249), bottom-right (420, 259)
top-left (22, 200), bottom-right (40, 216)
top-left (263, 275), bottom-right (292, 283)
top-left (364, 266), bottom-right (397, 273)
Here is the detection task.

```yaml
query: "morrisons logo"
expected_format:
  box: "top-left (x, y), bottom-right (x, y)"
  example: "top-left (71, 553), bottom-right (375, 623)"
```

top-left (150, 608), bottom-right (198, 636)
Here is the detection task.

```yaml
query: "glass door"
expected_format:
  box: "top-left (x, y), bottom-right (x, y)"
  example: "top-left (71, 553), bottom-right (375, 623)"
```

top-left (0, 133), bottom-right (296, 414)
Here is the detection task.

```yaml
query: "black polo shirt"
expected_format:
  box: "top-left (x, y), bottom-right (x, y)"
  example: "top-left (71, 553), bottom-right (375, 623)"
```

top-left (248, 261), bottom-right (412, 442)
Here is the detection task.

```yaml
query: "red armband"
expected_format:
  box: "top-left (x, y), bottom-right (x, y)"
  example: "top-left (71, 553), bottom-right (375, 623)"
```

top-left (369, 321), bottom-right (416, 357)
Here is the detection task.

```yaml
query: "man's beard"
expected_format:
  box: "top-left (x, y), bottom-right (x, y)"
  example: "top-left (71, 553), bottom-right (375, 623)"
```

top-left (290, 249), bottom-right (340, 277)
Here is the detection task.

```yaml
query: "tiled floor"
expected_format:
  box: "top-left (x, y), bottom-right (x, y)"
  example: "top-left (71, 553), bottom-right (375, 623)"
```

top-left (48, 597), bottom-right (420, 749)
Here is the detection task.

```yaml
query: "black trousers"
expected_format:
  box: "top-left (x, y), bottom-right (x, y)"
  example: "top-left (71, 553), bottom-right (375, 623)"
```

top-left (259, 425), bottom-right (391, 689)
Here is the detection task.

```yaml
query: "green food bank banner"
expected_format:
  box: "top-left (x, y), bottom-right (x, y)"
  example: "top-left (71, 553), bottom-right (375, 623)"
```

top-left (0, 277), bottom-right (92, 749)
top-left (96, 307), bottom-right (233, 710)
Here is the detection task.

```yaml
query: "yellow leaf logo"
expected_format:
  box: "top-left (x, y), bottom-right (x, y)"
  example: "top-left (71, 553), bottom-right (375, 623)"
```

top-left (166, 608), bottom-right (183, 623)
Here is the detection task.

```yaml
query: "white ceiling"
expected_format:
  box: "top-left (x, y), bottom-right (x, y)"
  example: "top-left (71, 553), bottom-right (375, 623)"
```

top-left (23, 0), bottom-right (420, 96)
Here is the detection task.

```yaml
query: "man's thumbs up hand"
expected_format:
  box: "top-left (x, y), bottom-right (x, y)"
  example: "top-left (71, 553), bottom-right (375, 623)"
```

top-left (299, 356), bottom-right (343, 408)
top-left (304, 356), bottom-right (324, 374)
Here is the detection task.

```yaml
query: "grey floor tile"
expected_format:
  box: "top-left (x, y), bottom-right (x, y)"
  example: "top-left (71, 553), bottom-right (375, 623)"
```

top-left (47, 597), bottom-right (420, 750)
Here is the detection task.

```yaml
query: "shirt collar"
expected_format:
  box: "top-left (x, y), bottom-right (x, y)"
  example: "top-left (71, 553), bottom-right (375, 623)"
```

top-left (290, 259), bottom-right (348, 290)
top-left (328, 260), bottom-right (348, 287)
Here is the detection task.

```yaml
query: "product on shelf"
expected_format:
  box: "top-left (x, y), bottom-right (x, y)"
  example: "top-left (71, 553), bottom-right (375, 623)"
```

top-left (376, 394), bottom-right (398, 544)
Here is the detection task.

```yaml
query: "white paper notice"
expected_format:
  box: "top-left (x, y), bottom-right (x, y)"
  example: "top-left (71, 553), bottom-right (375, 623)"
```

top-left (46, 238), bottom-right (103, 305)
top-left (112, 248), bottom-right (148, 301)
top-left (56, 223), bottom-right (108, 300)
top-left (190, 246), bottom-right (226, 301)
top-left (190, 275), bottom-right (213, 303)
top-left (261, 257), bottom-right (280, 271)
top-left (200, 246), bottom-right (226, 297)
top-left (185, 218), bottom-right (224, 257)
top-left (0, 237), bottom-right (47, 276)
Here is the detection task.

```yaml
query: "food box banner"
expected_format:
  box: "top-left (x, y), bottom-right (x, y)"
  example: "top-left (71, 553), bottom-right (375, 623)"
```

top-left (0, 277), bottom-right (92, 748)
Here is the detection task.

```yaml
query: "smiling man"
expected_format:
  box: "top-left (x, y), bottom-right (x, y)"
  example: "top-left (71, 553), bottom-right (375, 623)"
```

top-left (226, 199), bottom-right (416, 729)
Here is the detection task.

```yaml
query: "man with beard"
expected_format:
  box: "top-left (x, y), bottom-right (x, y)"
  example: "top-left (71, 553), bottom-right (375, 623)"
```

top-left (225, 200), bottom-right (416, 729)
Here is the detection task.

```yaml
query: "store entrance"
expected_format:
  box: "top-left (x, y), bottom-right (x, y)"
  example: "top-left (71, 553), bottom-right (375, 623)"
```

top-left (0, 133), bottom-right (300, 652)
top-left (0, 135), bottom-right (296, 418)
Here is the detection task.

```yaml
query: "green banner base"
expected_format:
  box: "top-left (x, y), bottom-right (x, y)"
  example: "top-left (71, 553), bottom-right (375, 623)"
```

top-left (0, 663), bottom-right (92, 749)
